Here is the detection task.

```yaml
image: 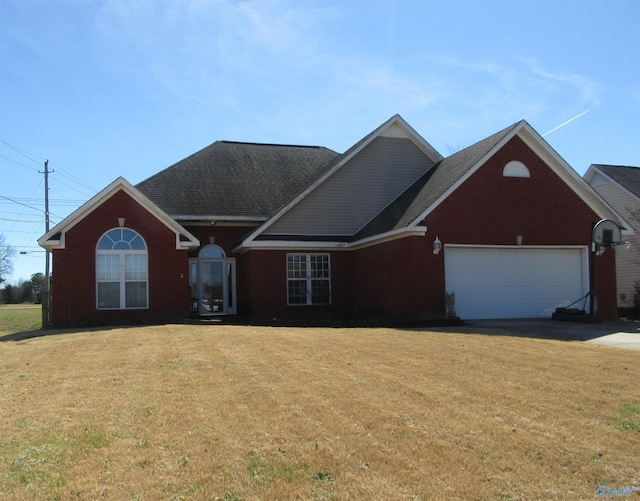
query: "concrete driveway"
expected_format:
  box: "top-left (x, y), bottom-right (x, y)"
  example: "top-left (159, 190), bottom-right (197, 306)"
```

top-left (440, 318), bottom-right (640, 350)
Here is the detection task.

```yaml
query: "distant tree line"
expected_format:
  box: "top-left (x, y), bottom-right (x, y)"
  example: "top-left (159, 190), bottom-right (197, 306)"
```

top-left (0, 273), bottom-right (45, 304)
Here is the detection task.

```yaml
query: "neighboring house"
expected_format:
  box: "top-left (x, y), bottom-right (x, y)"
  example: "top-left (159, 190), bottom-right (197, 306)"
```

top-left (39, 115), bottom-right (625, 327)
top-left (584, 164), bottom-right (640, 313)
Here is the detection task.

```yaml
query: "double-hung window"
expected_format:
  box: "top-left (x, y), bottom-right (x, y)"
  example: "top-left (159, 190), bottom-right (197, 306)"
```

top-left (96, 228), bottom-right (148, 309)
top-left (287, 253), bottom-right (331, 305)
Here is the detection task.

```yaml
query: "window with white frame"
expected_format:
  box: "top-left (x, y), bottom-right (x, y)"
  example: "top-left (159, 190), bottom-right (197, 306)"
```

top-left (96, 228), bottom-right (148, 309)
top-left (287, 253), bottom-right (331, 305)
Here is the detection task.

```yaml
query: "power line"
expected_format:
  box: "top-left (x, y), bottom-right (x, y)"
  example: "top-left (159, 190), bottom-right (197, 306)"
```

top-left (0, 194), bottom-right (41, 212)
top-left (0, 217), bottom-right (45, 222)
top-left (0, 138), bottom-right (44, 166)
top-left (0, 198), bottom-right (87, 205)
top-left (0, 229), bottom-right (45, 234)
top-left (50, 175), bottom-right (95, 199)
top-left (1, 138), bottom-right (98, 197)
top-left (49, 160), bottom-right (98, 193)
top-left (0, 153), bottom-right (40, 171)
top-left (0, 193), bottom-right (66, 221)
top-left (0, 209), bottom-right (44, 216)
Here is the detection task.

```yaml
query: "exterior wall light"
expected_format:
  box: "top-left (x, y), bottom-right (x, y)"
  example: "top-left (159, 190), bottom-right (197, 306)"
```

top-left (433, 236), bottom-right (442, 255)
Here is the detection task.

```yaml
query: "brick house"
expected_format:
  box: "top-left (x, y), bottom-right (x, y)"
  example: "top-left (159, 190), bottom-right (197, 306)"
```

top-left (39, 115), bottom-right (625, 326)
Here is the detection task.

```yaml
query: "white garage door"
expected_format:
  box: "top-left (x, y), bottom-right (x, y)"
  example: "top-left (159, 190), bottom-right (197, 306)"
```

top-left (445, 246), bottom-right (589, 319)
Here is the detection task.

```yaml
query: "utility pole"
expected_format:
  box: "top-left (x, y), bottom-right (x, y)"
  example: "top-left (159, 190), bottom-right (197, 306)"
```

top-left (40, 160), bottom-right (53, 328)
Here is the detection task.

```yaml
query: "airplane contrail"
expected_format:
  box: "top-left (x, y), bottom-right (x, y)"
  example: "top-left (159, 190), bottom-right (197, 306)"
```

top-left (542, 110), bottom-right (590, 137)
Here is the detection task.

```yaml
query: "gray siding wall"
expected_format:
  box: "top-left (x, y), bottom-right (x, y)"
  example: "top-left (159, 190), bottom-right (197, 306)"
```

top-left (264, 136), bottom-right (435, 236)
top-left (591, 182), bottom-right (640, 308)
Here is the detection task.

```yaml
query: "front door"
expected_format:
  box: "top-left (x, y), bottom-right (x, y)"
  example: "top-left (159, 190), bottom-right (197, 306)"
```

top-left (200, 260), bottom-right (224, 314)
top-left (190, 245), bottom-right (236, 316)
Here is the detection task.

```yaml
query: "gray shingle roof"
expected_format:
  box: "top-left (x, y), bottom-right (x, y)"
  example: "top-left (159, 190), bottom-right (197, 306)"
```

top-left (135, 120), bottom-right (522, 241)
top-left (136, 141), bottom-right (339, 219)
top-left (593, 164), bottom-right (640, 199)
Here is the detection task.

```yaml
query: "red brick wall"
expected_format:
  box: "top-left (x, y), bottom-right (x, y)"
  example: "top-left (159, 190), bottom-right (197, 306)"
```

top-left (50, 190), bottom-right (190, 326)
top-left (238, 250), bottom-right (353, 320)
top-left (349, 236), bottom-right (442, 319)
top-left (424, 136), bottom-right (617, 317)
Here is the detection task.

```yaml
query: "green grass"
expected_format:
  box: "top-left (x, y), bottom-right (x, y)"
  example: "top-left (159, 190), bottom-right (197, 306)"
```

top-left (619, 402), bottom-right (640, 431)
top-left (0, 305), bottom-right (42, 335)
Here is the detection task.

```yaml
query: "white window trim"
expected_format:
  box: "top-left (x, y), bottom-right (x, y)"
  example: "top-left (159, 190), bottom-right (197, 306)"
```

top-left (96, 229), bottom-right (149, 310)
top-left (286, 253), bottom-right (331, 306)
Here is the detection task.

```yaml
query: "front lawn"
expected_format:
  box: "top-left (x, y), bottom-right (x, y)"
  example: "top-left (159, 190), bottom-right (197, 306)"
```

top-left (0, 304), bottom-right (41, 335)
top-left (0, 324), bottom-right (638, 500)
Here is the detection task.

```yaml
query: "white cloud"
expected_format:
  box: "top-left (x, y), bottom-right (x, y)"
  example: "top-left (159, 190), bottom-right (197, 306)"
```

top-left (88, 0), bottom-right (608, 154)
top-left (527, 61), bottom-right (603, 106)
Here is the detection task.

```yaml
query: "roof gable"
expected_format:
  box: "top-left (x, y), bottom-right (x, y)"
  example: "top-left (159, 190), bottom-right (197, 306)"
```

top-left (240, 115), bottom-right (443, 248)
top-left (403, 121), bottom-right (630, 231)
top-left (585, 164), bottom-right (640, 201)
top-left (38, 177), bottom-right (199, 250)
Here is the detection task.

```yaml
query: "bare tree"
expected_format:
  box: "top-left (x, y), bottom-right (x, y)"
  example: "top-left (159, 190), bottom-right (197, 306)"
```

top-left (0, 234), bottom-right (15, 285)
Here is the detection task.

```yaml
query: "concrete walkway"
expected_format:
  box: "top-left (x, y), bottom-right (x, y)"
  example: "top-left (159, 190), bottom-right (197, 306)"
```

top-left (442, 318), bottom-right (640, 350)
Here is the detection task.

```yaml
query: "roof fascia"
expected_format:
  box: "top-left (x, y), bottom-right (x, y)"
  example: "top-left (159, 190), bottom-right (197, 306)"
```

top-left (584, 164), bottom-right (640, 203)
top-left (347, 227), bottom-right (426, 250)
top-left (174, 215), bottom-right (268, 222)
top-left (408, 121), bottom-right (524, 227)
top-left (38, 177), bottom-right (200, 250)
top-left (233, 227), bottom-right (426, 254)
top-left (240, 115), bottom-right (442, 248)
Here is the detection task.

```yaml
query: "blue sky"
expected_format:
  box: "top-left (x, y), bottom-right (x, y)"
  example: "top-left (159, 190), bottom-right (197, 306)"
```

top-left (1, 0), bottom-right (639, 283)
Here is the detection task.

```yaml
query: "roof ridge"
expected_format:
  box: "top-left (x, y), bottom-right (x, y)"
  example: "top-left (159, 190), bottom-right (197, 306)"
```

top-left (593, 163), bottom-right (640, 169)
top-left (443, 120), bottom-right (522, 161)
top-left (219, 140), bottom-right (324, 149)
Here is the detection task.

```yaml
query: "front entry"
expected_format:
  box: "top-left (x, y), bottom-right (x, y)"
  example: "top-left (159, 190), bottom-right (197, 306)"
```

top-left (189, 245), bottom-right (236, 315)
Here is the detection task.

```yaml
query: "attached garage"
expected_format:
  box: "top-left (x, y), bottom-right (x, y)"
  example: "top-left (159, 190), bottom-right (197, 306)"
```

top-left (445, 246), bottom-right (590, 319)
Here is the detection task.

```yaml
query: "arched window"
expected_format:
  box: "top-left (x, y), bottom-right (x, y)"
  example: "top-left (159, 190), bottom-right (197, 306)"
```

top-left (199, 244), bottom-right (225, 258)
top-left (96, 228), bottom-right (148, 309)
top-left (503, 160), bottom-right (530, 178)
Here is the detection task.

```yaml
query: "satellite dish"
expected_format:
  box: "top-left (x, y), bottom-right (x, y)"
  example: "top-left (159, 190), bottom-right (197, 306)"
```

top-left (592, 219), bottom-right (622, 246)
